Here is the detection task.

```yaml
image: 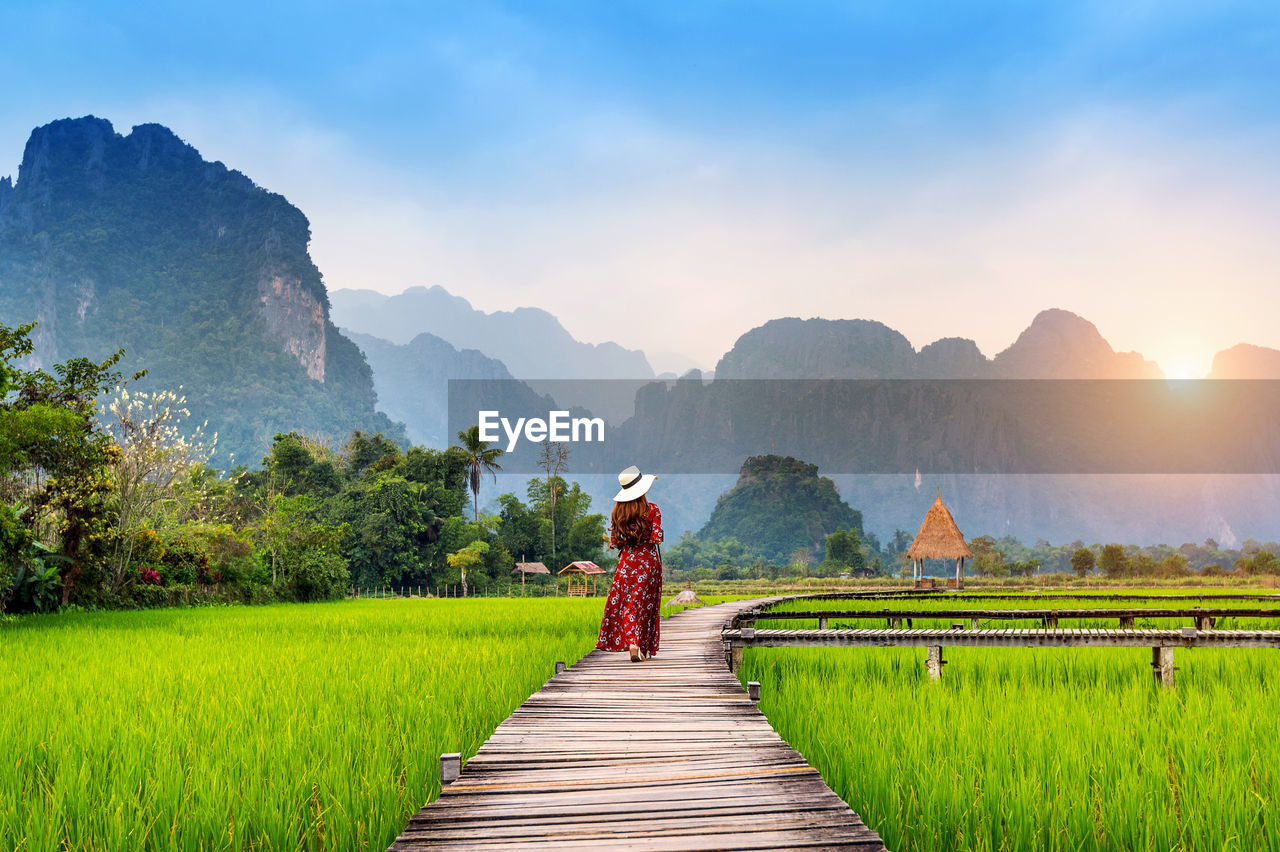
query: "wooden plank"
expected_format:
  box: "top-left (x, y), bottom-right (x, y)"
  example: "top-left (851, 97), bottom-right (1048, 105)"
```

top-left (388, 597), bottom-right (885, 851)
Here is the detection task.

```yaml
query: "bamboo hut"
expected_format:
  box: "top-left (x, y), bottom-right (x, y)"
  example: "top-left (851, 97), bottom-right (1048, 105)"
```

top-left (558, 561), bottom-right (606, 596)
top-left (906, 491), bottom-right (973, 589)
top-left (511, 561), bottom-right (549, 594)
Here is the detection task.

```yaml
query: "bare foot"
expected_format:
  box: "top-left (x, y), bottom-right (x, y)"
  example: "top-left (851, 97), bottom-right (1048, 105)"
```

top-left (628, 644), bottom-right (641, 663)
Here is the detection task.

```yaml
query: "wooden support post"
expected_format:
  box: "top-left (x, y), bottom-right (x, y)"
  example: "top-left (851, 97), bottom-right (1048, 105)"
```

top-left (729, 645), bottom-right (744, 674)
top-left (740, 617), bottom-right (756, 640)
top-left (1151, 647), bottom-right (1176, 687)
top-left (1120, 616), bottom-right (1135, 628)
top-left (926, 645), bottom-right (945, 681)
top-left (818, 615), bottom-right (829, 629)
top-left (747, 681), bottom-right (761, 702)
top-left (891, 616), bottom-right (903, 629)
top-left (555, 661), bottom-right (566, 675)
top-left (440, 753), bottom-right (461, 785)
top-left (969, 617), bottom-right (980, 630)
top-left (1196, 615), bottom-right (1214, 631)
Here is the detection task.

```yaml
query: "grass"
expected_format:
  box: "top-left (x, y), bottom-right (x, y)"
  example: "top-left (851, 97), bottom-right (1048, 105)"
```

top-left (0, 598), bottom-right (604, 851)
top-left (8, 586), bottom-right (1277, 851)
top-left (740, 614), bottom-right (1280, 850)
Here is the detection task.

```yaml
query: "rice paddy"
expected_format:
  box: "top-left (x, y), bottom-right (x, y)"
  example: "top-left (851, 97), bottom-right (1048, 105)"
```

top-left (0, 599), bottom-right (603, 851)
top-left (741, 593), bottom-right (1280, 851)
top-left (5, 590), bottom-right (1278, 851)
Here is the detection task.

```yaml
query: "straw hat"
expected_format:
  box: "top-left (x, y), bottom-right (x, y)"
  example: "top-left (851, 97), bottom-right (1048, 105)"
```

top-left (613, 464), bottom-right (656, 502)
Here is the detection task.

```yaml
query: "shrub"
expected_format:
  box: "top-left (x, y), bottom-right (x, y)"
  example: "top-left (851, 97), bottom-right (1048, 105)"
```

top-left (158, 537), bottom-right (208, 585)
top-left (186, 524), bottom-right (256, 585)
top-left (288, 549), bottom-right (349, 602)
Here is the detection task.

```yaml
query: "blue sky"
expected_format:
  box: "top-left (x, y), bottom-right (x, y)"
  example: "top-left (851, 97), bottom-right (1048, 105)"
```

top-left (3, 1), bottom-right (1279, 374)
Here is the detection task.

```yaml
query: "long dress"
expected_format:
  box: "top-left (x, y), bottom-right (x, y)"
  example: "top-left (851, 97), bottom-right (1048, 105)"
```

top-left (595, 503), bottom-right (664, 657)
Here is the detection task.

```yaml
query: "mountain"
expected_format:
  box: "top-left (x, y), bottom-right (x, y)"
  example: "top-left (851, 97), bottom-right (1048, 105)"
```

top-left (0, 117), bottom-right (401, 465)
top-left (712, 309), bottom-right (1163, 380)
top-left (544, 310), bottom-right (1280, 544)
top-left (1208, 344), bottom-right (1280, 379)
top-left (714, 317), bottom-right (918, 379)
top-left (344, 330), bottom-right (553, 448)
top-left (330, 286), bottom-right (655, 381)
top-left (698, 455), bottom-right (862, 562)
top-left (991, 308), bottom-right (1163, 378)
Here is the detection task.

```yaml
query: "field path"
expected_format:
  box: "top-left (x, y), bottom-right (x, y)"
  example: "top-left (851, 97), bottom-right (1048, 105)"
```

top-left (388, 597), bottom-right (885, 851)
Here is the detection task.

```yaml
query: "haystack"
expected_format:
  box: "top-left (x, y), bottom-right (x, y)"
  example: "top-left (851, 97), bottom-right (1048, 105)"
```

top-left (907, 491), bottom-right (972, 588)
top-left (665, 582), bottom-right (706, 609)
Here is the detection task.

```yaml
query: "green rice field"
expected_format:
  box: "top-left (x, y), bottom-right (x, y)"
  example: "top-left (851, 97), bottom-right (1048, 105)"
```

top-left (0, 599), bottom-right (603, 851)
top-left (741, 594), bottom-right (1280, 851)
top-left (5, 590), bottom-right (1278, 851)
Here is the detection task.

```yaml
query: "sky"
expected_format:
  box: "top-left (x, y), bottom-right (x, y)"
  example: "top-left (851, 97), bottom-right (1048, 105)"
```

top-left (2, 1), bottom-right (1279, 377)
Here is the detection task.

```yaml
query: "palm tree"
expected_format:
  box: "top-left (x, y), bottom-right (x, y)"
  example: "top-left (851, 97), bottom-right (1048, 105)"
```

top-left (456, 425), bottom-right (504, 523)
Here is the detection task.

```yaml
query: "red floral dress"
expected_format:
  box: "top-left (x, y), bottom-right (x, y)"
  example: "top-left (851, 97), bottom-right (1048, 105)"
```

top-left (596, 503), bottom-right (664, 657)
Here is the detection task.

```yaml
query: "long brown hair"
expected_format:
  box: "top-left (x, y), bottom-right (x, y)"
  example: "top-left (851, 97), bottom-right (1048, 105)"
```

top-left (611, 496), bottom-right (651, 548)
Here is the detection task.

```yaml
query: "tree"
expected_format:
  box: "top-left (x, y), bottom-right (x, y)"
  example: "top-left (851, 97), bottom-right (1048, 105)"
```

top-left (252, 494), bottom-right (348, 598)
top-left (447, 540), bottom-right (490, 597)
top-left (455, 425), bottom-right (504, 523)
top-left (537, 442), bottom-right (570, 561)
top-left (824, 527), bottom-right (866, 574)
top-left (1098, 544), bottom-right (1129, 578)
top-left (1070, 547), bottom-right (1095, 578)
top-left (1235, 550), bottom-right (1280, 576)
top-left (1158, 553), bottom-right (1191, 578)
top-left (968, 536), bottom-right (1006, 578)
top-left (103, 388), bottom-right (215, 593)
top-left (1, 321), bottom-right (140, 605)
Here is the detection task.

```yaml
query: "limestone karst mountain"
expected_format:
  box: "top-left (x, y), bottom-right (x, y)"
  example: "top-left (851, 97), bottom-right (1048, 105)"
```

top-left (0, 116), bottom-right (399, 464)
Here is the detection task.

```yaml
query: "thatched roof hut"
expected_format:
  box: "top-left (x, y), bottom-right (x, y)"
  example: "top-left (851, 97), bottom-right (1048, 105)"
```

top-left (907, 492), bottom-right (972, 587)
top-left (907, 492), bottom-right (972, 560)
top-left (511, 561), bottom-right (549, 594)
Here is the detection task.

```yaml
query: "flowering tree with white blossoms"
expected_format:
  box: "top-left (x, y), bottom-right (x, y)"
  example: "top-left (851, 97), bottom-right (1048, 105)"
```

top-left (103, 388), bottom-right (216, 592)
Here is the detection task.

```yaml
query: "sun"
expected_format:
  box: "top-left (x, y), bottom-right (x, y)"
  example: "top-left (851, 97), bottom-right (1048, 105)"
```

top-left (1163, 358), bottom-right (1206, 381)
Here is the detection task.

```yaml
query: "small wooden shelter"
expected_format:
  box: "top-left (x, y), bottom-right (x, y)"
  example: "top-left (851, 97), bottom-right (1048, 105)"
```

top-left (558, 561), bottom-right (606, 596)
top-left (907, 491), bottom-right (973, 589)
top-left (511, 561), bottom-right (549, 594)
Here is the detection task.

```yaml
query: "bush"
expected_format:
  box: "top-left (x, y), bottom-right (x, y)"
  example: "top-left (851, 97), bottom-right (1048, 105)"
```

top-left (288, 549), bottom-right (349, 602)
top-left (184, 525), bottom-right (255, 585)
top-left (158, 537), bottom-right (208, 585)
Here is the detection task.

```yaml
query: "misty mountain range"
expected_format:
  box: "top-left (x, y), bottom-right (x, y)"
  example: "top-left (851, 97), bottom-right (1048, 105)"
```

top-left (3, 116), bottom-right (1280, 545)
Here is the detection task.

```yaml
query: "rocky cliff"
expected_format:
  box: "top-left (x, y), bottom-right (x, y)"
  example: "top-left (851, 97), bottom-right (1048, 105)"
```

top-left (0, 116), bottom-right (400, 464)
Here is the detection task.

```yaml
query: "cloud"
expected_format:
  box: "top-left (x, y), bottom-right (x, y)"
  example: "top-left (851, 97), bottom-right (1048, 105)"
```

top-left (104, 87), bottom-right (1280, 378)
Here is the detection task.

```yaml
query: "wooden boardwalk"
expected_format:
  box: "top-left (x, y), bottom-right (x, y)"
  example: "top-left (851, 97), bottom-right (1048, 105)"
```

top-left (390, 599), bottom-right (886, 851)
top-left (723, 626), bottom-right (1280, 649)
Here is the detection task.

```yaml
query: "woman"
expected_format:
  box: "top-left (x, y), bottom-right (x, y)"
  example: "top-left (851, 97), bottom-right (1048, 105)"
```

top-left (596, 465), bottom-right (664, 663)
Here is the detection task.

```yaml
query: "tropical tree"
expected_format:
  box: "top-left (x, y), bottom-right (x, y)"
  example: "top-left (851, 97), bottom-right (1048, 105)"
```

top-left (537, 442), bottom-right (569, 560)
top-left (1098, 544), bottom-right (1129, 578)
top-left (455, 425), bottom-right (504, 523)
top-left (1070, 547), bottom-right (1095, 578)
top-left (968, 535), bottom-right (1006, 578)
top-left (447, 540), bottom-right (490, 597)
